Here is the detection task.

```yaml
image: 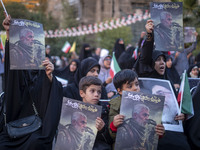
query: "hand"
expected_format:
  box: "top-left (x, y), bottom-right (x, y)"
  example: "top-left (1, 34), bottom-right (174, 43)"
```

top-left (173, 84), bottom-right (180, 90)
top-left (113, 114), bottom-right (124, 127)
top-left (155, 124), bottom-right (165, 136)
top-left (2, 13), bottom-right (11, 39)
top-left (175, 51), bottom-right (180, 59)
top-left (96, 117), bottom-right (105, 131)
top-left (140, 31), bottom-right (146, 38)
top-left (194, 32), bottom-right (198, 37)
top-left (42, 59), bottom-right (54, 82)
top-left (106, 77), bottom-right (112, 84)
top-left (174, 113), bottom-right (185, 121)
top-left (145, 20), bottom-right (154, 33)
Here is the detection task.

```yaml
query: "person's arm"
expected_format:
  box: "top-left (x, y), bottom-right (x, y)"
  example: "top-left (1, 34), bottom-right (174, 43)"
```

top-left (138, 31), bottom-right (146, 48)
top-left (184, 32), bottom-right (198, 54)
top-left (2, 13), bottom-right (11, 40)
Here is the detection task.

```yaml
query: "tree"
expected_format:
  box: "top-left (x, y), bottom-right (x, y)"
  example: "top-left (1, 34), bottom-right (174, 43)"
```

top-left (96, 26), bottom-right (132, 54)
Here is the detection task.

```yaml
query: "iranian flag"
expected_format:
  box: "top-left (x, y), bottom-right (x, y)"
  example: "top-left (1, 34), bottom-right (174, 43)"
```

top-left (0, 38), bottom-right (4, 50)
top-left (177, 70), bottom-right (194, 119)
top-left (62, 41), bottom-right (71, 53)
top-left (109, 52), bottom-right (121, 78)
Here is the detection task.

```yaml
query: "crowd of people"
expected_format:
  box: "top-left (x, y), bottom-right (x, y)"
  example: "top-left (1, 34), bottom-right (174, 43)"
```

top-left (0, 10), bottom-right (200, 150)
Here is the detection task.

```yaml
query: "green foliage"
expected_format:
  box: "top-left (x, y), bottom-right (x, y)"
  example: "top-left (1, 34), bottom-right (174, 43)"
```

top-left (96, 26), bottom-right (132, 54)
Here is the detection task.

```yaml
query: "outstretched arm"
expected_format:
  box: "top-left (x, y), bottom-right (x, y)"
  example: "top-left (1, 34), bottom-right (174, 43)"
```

top-left (2, 13), bottom-right (11, 40)
top-left (42, 59), bottom-right (54, 82)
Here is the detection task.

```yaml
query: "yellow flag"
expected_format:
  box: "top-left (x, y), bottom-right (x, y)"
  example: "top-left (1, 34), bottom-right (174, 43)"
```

top-left (69, 41), bottom-right (76, 53)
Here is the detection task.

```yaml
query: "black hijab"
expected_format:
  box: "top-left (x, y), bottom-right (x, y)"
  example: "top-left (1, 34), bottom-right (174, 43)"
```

top-left (53, 59), bottom-right (80, 84)
top-left (118, 46), bottom-right (135, 70)
top-left (113, 38), bottom-right (125, 60)
top-left (79, 44), bottom-right (92, 61)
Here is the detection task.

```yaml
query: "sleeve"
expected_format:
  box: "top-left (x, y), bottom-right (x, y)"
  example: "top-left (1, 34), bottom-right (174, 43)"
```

top-left (185, 41), bottom-right (197, 54)
top-left (134, 33), bottom-right (154, 76)
top-left (108, 98), bottom-right (121, 140)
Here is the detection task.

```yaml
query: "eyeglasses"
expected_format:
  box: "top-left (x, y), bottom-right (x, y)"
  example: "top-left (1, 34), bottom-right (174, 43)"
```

top-left (104, 58), bottom-right (111, 61)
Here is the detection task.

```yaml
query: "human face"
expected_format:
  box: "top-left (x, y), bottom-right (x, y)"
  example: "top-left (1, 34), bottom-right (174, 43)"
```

top-left (154, 56), bottom-right (166, 75)
top-left (103, 56), bottom-right (111, 69)
top-left (80, 85), bottom-right (101, 105)
top-left (134, 108), bottom-right (149, 126)
top-left (118, 78), bottom-right (140, 95)
top-left (166, 58), bottom-right (172, 68)
top-left (162, 14), bottom-right (172, 28)
top-left (23, 32), bottom-right (34, 47)
top-left (86, 66), bottom-right (100, 77)
top-left (74, 115), bottom-right (87, 133)
top-left (70, 61), bottom-right (77, 72)
top-left (191, 67), bottom-right (199, 77)
top-left (152, 85), bottom-right (173, 108)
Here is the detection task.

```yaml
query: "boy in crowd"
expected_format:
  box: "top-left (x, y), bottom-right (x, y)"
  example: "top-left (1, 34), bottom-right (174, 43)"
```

top-left (79, 76), bottom-right (113, 150)
top-left (108, 69), bottom-right (165, 148)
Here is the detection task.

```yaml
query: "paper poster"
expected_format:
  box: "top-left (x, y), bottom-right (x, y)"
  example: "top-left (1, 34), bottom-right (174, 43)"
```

top-left (115, 91), bottom-right (164, 150)
top-left (150, 2), bottom-right (184, 51)
top-left (54, 98), bottom-right (102, 150)
top-left (9, 19), bottom-right (45, 70)
top-left (139, 78), bottom-right (183, 132)
top-left (184, 27), bottom-right (196, 43)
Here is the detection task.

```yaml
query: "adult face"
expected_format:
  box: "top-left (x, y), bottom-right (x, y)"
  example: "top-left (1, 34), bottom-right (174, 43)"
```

top-left (119, 39), bottom-right (124, 44)
top-left (74, 115), bottom-right (87, 133)
top-left (152, 85), bottom-right (173, 109)
top-left (154, 56), bottom-right (166, 75)
top-left (86, 66), bottom-right (100, 77)
top-left (134, 108), bottom-right (149, 126)
top-left (103, 56), bottom-right (111, 69)
top-left (166, 58), bottom-right (172, 68)
top-left (81, 85), bottom-right (101, 105)
top-left (118, 78), bottom-right (140, 95)
top-left (70, 61), bottom-right (77, 72)
top-left (23, 31), bottom-right (34, 47)
top-left (162, 14), bottom-right (172, 28)
top-left (191, 67), bottom-right (199, 77)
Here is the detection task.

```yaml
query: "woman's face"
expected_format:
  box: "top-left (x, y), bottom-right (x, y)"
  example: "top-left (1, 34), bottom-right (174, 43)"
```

top-left (103, 56), bottom-right (111, 69)
top-left (70, 61), bottom-right (77, 72)
top-left (86, 66), bottom-right (100, 77)
top-left (154, 56), bottom-right (166, 75)
top-left (166, 58), bottom-right (172, 68)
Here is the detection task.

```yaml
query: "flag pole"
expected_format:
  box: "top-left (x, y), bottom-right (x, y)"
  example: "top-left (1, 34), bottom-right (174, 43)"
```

top-left (0, 0), bottom-right (8, 17)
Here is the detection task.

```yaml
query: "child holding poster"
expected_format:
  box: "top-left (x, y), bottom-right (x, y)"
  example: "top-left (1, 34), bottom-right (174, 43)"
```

top-left (108, 69), bottom-right (165, 149)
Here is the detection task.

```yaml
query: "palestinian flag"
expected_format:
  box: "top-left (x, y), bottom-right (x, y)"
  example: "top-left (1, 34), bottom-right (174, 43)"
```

top-left (109, 52), bottom-right (121, 78)
top-left (62, 41), bottom-right (71, 53)
top-left (177, 70), bottom-right (194, 119)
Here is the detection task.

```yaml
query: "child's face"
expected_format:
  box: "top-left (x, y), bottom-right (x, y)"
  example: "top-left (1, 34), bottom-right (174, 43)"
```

top-left (117, 78), bottom-right (140, 95)
top-left (80, 85), bottom-right (101, 105)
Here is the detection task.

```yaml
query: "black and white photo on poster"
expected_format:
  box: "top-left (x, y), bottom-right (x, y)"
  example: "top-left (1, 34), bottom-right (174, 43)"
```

top-left (139, 78), bottom-right (183, 132)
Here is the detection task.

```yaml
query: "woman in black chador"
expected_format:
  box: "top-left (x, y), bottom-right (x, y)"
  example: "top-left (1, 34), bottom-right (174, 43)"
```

top-left (0, 15), bottom-right (63, 150)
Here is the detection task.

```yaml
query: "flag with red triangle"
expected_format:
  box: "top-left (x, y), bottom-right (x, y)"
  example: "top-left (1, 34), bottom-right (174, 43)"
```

top-left (62, 41), bottom-right (71, 53)
top-left (109, 52), bottom-right (121, 79)
top-left (177, 70), bottom-right (194, 119)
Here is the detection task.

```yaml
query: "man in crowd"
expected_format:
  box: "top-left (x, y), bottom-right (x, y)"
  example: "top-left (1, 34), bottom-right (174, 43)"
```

top-left (115, 103), bottom-right (157, 150)
top-left (10, 28), bottom-right (44, 69)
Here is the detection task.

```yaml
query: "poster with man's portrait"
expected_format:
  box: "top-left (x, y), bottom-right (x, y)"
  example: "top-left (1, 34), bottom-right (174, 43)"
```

top-left (184, 27), bottom-right (196, 43)
top-left (139, 78), bottom-right (183, 132)
top-left (9, 19), bottom-right (45, 70)
top-left (115, 91), bottom-right (164, 150)
top-left (150, 2), bottom-right (184, 51)
top-left (54, 98), bottom-right (102, 150)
